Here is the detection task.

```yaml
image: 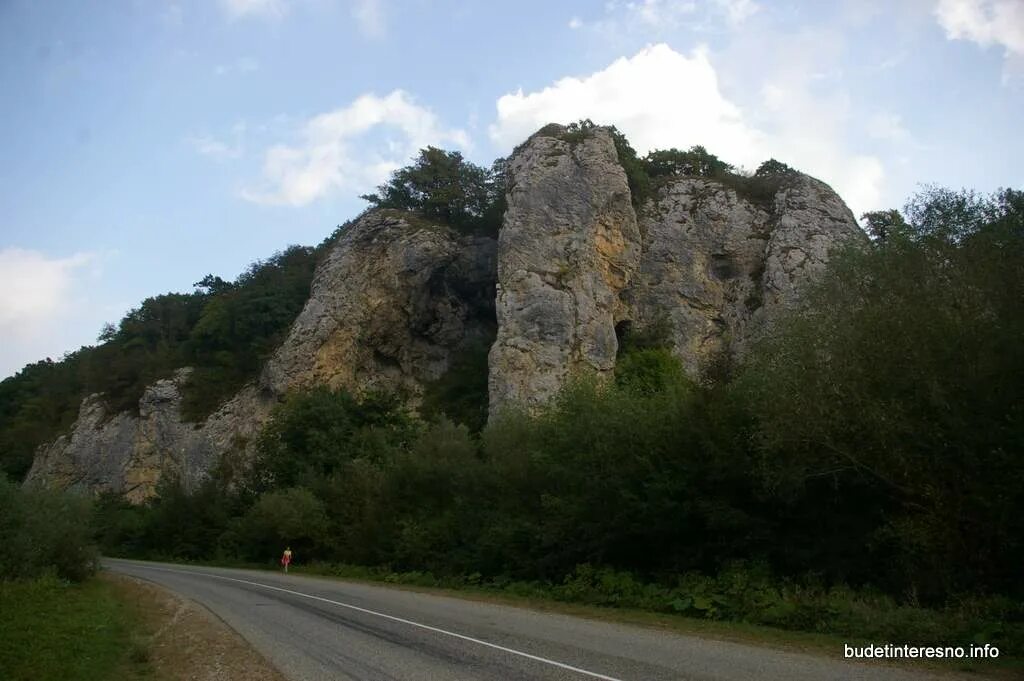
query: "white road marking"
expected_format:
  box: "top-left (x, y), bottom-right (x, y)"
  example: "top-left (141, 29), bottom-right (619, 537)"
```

top-left (122, 562), bottom-right (627, 681)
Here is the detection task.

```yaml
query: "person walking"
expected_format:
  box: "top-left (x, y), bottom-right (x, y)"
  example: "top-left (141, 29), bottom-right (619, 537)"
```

top-left (281, 546), bottom-right (293, 573)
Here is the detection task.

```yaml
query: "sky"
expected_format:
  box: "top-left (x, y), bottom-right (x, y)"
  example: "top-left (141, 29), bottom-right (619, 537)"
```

top-left (1, 0), bottom-right (1022, 379)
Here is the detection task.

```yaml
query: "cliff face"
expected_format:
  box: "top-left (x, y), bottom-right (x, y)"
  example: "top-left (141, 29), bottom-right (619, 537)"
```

top-left (26, 370), bottom-right (271, 502)
top-left (26, 212), bottom-right (496, 501)
top-left (488, 126), bottom-right (641, 414)
top-left (488, 126), bottom-right (862, 407)
top-left (635, 174), bottom-right (862, 376)
top-left (25, 124), bottom-right (864, 501)
top-left (264, 211), bottom-right (497, 398)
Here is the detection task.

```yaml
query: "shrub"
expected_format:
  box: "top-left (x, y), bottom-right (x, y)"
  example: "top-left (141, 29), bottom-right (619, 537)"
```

top-left (0, 477), bottom-right (97, 582)
top-left (236, 488), bottom-right (328, 562)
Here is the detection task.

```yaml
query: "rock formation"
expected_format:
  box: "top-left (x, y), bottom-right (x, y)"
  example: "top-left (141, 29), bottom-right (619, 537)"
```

top-left (26, 370), bottom-right (271, 502)
top-left (264, 211), bottom-right (497, 398)
top-left (26, 212), bottom-right (496, 501)
top-left (634, 173), bottom-right (863, 377)
top-left (488, 126), bottom-right (641, 414)
top-left (24, 124), bottom-right (864, 500)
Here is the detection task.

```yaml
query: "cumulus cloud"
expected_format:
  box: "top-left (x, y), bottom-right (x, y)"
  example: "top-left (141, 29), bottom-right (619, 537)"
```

top-left (492, 45), bottom-right (762, 163)
top-left (220, 0), bottom-right (288, 20)
top-left (0, 248), bottom-right (102, 376)
top-left (0, 249), bottom-right (94, 330)
top-left (242, 91), bottom-right (469, 206)
top-left (490, 43), bottom-right (885, 216)
top-left (935, 0), bottom-right (1024, 55)
top-left (936, 0), bottom-right (1024, 83)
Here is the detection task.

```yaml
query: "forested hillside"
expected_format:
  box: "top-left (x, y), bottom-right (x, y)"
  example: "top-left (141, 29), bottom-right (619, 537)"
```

top-left (0, 242), bottom-right (326, 480)
top-left (3, 133), bottom-right (1022, 649)
top-left (92, 175), bottom-right (1023, 648)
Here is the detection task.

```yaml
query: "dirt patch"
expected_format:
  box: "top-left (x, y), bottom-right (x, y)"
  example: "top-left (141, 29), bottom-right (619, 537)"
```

top-left (102, 573), bottom-right (287, 681)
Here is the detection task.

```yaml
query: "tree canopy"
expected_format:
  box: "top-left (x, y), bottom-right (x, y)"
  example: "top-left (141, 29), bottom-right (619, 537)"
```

top-left (360, 147), bottom-right (506, 234)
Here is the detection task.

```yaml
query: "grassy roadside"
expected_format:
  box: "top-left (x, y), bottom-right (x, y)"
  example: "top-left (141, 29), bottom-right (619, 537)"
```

top-left (0, 574), bottom-right (154, 681)
top-left (114, 557), bottom-right (1019, 677)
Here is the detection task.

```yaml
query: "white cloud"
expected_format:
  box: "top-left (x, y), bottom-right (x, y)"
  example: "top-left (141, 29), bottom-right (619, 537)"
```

top-left (629, 0), bottom-right (697, 27)
top-left (189, 135), bottom-right (241, 160)
top-left (491, 44), bottom-right (762, 164)
top-left (352, 0), bottom-right (386, 38)
top-left (0, 249), bottom-right (95, 330)
top-left (935, 0), bottom-right (1024, 55)
top-left (490, 43), bottom-right (885, 216)
top-left (220, 0), bottom-right (288, 20)
top-left (0, 248), bottom-right (106, 377)
top-left (242, 91), bottom-right (469, 206)
top-left (568, 16), bottom-right (583, 30)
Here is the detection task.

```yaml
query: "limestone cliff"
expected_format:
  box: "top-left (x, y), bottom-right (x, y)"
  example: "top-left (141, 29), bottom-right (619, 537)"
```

top-left (26, 370), bottom-right (271, 502)
top-left (488, 125), bottom-right (641, 414)
top-left (26, 212), bottom-right (496, 501)
top-left (264, 211), bottom-right (496, 398)
top-left (634, 173), bottom-right (863, 377)
top-left (25, 124), bottom-right (864, 501)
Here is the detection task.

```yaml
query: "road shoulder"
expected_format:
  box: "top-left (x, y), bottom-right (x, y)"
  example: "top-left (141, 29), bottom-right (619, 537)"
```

top-left (104, 572), bottom-right (287, 681)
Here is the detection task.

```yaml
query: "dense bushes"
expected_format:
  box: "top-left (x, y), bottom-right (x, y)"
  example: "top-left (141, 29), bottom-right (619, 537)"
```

top-left (0, 478), bottom-right (97, 582)
top-left (737, 186), bottom-right (1024, 599)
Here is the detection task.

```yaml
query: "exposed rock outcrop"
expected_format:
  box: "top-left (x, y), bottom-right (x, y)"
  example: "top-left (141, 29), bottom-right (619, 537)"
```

top-left (488, 126), bottom-right (641, 414)
top-left (634, 174), bottom-right (864, 376)
top-left (26, 212), bottom-right (497, 501)
top-left (25, 370), bottom-right (272, 502)
top-left (263, 211), bottom-right (497, 398)
top-left (25, 124), bottom-right (866, 501)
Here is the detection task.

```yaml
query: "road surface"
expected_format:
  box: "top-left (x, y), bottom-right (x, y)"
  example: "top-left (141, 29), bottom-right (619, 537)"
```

top-left (106, 559), bottom-right (956, 681)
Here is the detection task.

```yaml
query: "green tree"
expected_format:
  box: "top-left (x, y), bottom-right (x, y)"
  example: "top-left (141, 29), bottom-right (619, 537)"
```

top-left (861, 209), bottom-right (910, 242)
top-left (736, 187), bottom-right (1024, 598)
top-left (643, 146), bottom-right (734, 178)
top-left (754, 159), bottom-right (796, 176)
top-left (0, 478), bottom-right (97, 582)
top-left (360, 147), bottom-right (498, 232)
top-left (246, 387), bottom-right (416, 494)
top-left (237, 488), bottom-right (328, 562)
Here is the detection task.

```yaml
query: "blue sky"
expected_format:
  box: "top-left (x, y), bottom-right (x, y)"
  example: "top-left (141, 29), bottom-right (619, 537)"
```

top-left (1, 0), bottom-right (1022, 378)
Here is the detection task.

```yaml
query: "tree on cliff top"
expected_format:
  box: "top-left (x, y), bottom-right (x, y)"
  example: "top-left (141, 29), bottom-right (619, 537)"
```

top-left (360, 147), bottom-right (504, 234)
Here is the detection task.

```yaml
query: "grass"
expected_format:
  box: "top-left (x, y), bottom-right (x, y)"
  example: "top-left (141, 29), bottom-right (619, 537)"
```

top-left (0, 573), bottom-right (153, 681)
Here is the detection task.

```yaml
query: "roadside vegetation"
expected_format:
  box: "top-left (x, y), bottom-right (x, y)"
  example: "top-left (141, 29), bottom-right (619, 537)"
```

top-left (0, 478), bottom-right (155, 681)
top-left (0, 575), bottom-right (153, 681)
top-left (1, 129), bottom-right (1021, 659)
top-left (89, 184), bottom-right (1024, 656)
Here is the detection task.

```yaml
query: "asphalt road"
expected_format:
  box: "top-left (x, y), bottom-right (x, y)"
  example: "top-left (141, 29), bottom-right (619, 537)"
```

top-left (106, 559), bottom-right (956, 681)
